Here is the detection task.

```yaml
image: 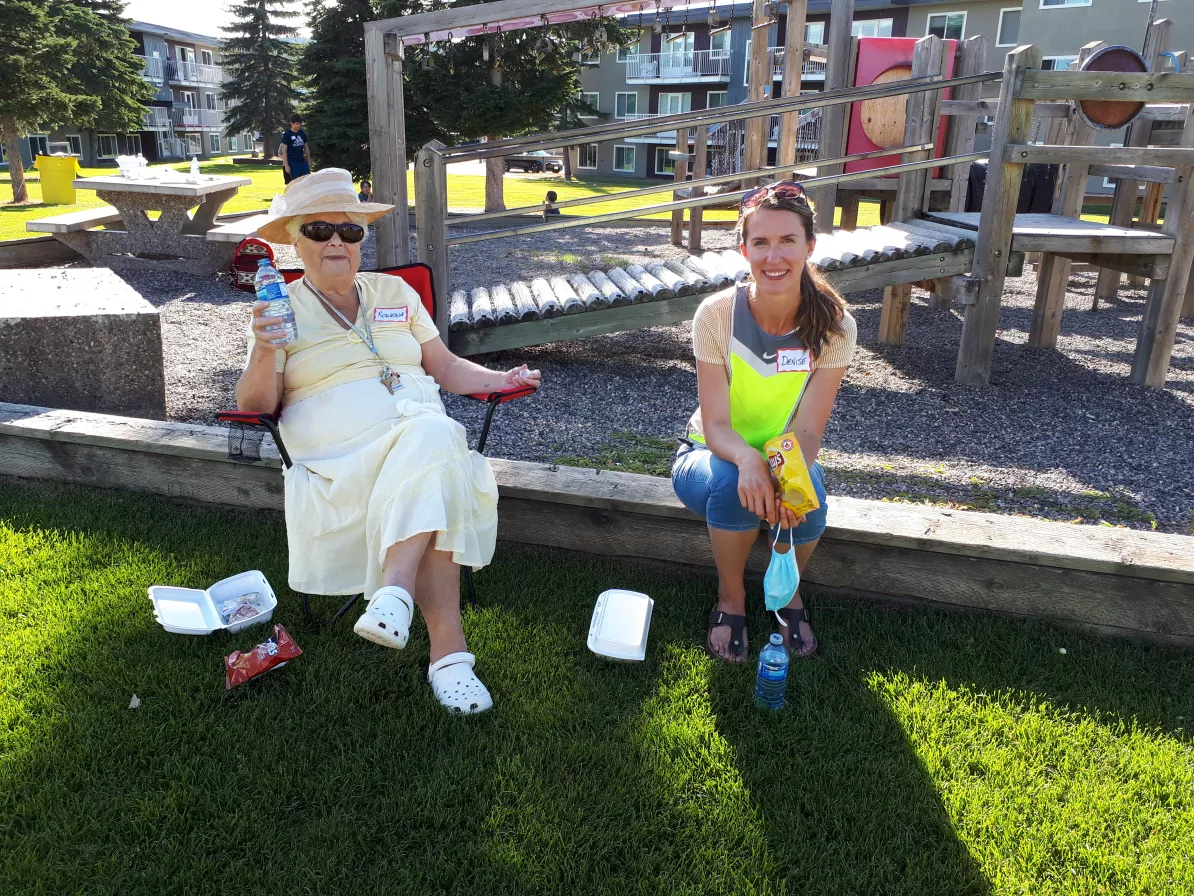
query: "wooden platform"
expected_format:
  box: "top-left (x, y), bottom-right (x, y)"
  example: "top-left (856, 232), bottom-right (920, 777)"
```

top-left (445, 220), bottom-right (981, 356)
top-left (3, 401), bottom-right (1193, 647)
top-left (926, 212), bottom-right (1176, 256)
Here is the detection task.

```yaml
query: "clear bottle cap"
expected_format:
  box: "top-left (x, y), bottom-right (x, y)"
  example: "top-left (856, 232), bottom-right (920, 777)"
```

top-left (769, 633), bottom-right (783, 645)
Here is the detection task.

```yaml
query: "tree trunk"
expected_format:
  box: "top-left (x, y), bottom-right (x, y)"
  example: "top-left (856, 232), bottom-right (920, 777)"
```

top-left (483, 60), bottom-right (505, 213)
top-left (0, 117), bottom-right (29, 204)
top-left (562, 147), bottom-right (573, 181)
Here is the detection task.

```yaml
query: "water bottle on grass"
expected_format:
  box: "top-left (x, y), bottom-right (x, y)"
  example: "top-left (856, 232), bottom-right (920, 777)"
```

top-left (254, 259), bottom-right (297, 344)
top-left (754, 633), bottom-right (789, 710)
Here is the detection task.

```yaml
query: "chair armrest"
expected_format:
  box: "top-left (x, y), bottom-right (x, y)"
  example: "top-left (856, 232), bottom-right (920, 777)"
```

top-left (216, 410), bottom-right (278, 426)
top-left (215, 410), bottom-right (291, 468)
top-left (464, 383), bottom-right (538, 405)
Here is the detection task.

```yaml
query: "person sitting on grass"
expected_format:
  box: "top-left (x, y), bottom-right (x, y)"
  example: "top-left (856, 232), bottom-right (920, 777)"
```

top-left (671, 181), bottom-right (855, 664)
top-left (542, 190), bottom-right (561, 220)
top-left (238, 168), bottom-right (542, 714)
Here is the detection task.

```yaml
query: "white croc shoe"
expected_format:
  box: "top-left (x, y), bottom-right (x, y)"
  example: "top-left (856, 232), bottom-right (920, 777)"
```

top-left (353, 586), bottom-right (414, 649)
top-left (428, 652), bottom-right (493, 715)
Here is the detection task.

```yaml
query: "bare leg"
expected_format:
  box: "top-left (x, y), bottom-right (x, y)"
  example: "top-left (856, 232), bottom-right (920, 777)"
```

top-left (414, 544), bottom-right (468, 665)
top-left (707, 527), bottom-right (759, 662)
top-left (381, 531), bottom-right (434, 594)
top-left (777, 537), bottom-right (820, 653)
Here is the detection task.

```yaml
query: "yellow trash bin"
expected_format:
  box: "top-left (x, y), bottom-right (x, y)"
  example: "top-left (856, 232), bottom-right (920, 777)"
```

top-left (34, 154), bottom-right (82, 205)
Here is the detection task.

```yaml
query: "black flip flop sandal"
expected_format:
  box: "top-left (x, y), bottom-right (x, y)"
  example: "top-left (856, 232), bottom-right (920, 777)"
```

top-left (777, 605), bottom-right (818, 658)
top-left (706, 606), bottom-right (749, 663)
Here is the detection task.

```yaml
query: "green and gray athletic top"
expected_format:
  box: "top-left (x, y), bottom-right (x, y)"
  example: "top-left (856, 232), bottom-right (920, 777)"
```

top-left (686, 284), bottom-right (857, 454)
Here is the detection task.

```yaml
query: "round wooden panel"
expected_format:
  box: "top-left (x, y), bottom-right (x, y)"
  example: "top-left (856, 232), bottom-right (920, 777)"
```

top-left (1078, 45), bottom-right (1148, 131)
top-left (858, 65), bottom-right (913, 149)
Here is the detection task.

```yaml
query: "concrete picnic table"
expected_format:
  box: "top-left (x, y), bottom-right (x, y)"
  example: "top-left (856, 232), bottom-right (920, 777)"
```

top-left (27, 172), bottom-right (253, 275)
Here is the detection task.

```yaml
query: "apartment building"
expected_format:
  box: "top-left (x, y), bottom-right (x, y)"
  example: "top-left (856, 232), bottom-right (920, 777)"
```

top-left (3, 20), bottom-right (254, 170)
top-left (577, 0), bottom-right (1186, 181)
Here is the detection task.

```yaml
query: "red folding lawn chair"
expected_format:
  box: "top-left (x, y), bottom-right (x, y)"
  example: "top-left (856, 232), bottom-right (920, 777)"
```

top-left (217, 262), bottom-right (535, 627)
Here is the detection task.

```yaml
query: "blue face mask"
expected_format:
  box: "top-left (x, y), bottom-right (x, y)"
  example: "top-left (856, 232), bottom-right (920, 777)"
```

top-left (763, 526), bottom-right (799, 618)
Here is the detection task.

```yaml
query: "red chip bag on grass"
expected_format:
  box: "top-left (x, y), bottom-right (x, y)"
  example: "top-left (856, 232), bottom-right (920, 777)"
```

top-left (225, 624), bottom-right (302, 689)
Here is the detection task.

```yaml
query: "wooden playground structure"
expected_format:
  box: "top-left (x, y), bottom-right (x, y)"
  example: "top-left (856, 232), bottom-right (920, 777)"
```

top-left (363, 1), bottom-right (1193, 389)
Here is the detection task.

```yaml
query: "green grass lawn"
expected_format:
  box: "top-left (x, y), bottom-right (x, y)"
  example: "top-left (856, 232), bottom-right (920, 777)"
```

top-left (3, 476), bottom-right (1193, 895)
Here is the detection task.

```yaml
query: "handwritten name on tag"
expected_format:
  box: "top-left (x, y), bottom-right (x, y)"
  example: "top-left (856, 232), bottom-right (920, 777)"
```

top-left (373, 306), bottom-right (408, 323)
top-left (777, 348), bottom-right (811, 373)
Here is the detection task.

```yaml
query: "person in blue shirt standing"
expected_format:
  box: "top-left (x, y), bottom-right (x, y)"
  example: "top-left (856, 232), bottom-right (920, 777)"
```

top-left (280, 114), bottom-right (312, 184)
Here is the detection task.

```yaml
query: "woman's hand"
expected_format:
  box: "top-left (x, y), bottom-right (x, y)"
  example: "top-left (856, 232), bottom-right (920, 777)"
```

top-left (736, 451), bottom-right (778, 524)
top-left (249, 301), bottom-right (285, 350)
top-left (496, 364), bottom-right (542, 391)
top-left (776, 503), bottom-right (806, 530)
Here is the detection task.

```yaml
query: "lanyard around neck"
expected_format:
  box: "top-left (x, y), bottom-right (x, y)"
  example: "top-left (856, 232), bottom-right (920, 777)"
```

top-left (306, 278), bottom-right (379, 357)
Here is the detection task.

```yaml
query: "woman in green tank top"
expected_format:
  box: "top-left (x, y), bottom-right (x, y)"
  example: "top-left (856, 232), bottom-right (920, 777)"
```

top-left (671, 182), bottom-right (854, 663)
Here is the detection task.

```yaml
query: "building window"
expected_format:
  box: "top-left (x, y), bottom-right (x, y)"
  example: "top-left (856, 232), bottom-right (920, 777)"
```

top-left (185, 134), bottom-right (202, 154)
top-left (707, 91), bottom-right (728, 108)
top-left (66, 135), bottom-right (82, 156)
top-left (27, 134), bottom-right (49, 156)
top-left (658, 92), bottom-right (691, 115)
top-left (613, 145), bottom-right (636, 173)
top-left (805, 22), bottom-right (825, 44)
top-left (926, 12), bottom-right (966, 40)
top-left (228, 135), bottom-right (239, 152)
top-left (615, 92), bottom-right (638, 119)
top-left (655, 147), bottom-right (675, 175)
top-left (851, 19), bottom-right (894, 38)
top-left (577, 144), bottom-right (598, 169)
top-left (0, 142), bottom-right (5, 163)
top-left (579, 92), bottom-right (600, 117)
top-left (1041, 56), bottom-right (1079, 71)
top-left (206, 93), bottom-right (217, 110)
top-left (178, 90), bottom-right (196, 107)
top-left (710, 29), bottom-right (731, 56)
top-left (580, 50), bottom-right (600, 65)
top-left (997, 9), bottom-right (1022, 46)
top-left (617, 33), bottom-right (639, 62)
top-left (98, 134), bottom-right (119, 158)
top-left (178, 46), bottom-right (195, 63)
top-left (201, 49), bottom-right (214, 66)
top-left (209, 133), bottom-right (221, 153)
top-left (1040, 0), bottom-right (1090, 6)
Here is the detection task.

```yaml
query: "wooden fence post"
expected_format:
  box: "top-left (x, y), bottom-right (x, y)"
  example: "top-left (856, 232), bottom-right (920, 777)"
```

top-left (1027, 41), bottom-right (1104, 349)
top-left (690, 125), bottom-right (708, 251)
top-left (1093, 18), bottom-right (1170, 309)
top-left (671, 127), bottom-right (689, 246)
top-left (809, 0), bottom-right (854, 233)
top-left (947, 36), bottom-right (987, 213)
top-left (365, 29), bottom-right (410, 268)
top-left (414, 141), bottom-right (450, 339)
top-left (744, 0), bottom-right (772, 176)
top-left (1131, 102), bottom-right (1194, 388)
top-left (954, 45), bottom-right (1042, 386)
top-left (777, 0), bottom-right (807, 168)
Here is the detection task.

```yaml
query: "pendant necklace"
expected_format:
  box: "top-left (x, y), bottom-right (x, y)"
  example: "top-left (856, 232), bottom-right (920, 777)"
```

top-left (306, 278), bottom-right (399, 394)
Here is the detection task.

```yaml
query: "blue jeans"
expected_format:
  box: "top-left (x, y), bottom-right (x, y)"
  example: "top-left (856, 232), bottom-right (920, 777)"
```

top-left (671, 443), bottom-right (828, 545)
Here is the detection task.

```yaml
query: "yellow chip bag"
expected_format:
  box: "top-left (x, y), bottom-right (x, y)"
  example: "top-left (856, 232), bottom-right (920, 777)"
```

top-left (764, 432), bottom-right (820, 517)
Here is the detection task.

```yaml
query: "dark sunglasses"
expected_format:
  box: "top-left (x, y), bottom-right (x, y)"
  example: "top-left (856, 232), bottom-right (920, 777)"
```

top-left (299, 221), bottom-right (366, 243)
top-left (740, 181), bottom-right (808, 210)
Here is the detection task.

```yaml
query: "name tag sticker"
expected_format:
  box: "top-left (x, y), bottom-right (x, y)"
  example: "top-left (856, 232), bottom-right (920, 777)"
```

top-left (374, 306), bottom-right (408, 323)
top-left (777, 348), bottom-right (811, 373)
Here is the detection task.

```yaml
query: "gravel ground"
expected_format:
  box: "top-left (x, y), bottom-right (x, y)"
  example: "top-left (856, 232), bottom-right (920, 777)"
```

top-left (34, 223), bottom-right (1194, 534)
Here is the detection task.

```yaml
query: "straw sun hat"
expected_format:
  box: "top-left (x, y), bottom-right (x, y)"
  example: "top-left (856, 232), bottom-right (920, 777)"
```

top-left (257, 167), bottom-right (394, 244)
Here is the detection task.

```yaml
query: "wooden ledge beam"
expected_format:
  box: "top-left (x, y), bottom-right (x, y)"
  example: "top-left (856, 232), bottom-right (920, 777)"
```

top-left (1003, 145), bottom-right (1194, 167)
top-left (1016, 71), bottom-right (1194, 103)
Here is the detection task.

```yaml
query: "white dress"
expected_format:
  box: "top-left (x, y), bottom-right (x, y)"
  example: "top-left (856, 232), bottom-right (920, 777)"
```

top-left (256, 273), bottom-right (499, 597)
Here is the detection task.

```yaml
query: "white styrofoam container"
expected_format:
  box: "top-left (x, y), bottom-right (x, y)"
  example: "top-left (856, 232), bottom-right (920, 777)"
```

top-left (148, 570), bottom-right (277, 635)
top-left (587, 589), bottom-right (653, 662)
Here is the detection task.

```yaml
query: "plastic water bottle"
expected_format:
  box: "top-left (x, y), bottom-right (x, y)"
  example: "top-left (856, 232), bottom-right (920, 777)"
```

top-left (190, 155), bottom-right (200, 178)
top-left (754, 633), bottom-right (790, 710)
top-left (254, 259), bottom-right (297, 344)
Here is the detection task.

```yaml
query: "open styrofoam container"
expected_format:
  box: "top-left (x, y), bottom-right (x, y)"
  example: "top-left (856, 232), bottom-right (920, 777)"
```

top-left (588, 589), bottom-right (653, 661)
top-left (148, 570), bottom-right (277, 635)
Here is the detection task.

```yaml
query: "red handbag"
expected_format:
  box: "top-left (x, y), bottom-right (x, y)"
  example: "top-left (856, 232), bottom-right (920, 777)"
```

top-left (228, 238), bottom-right (275, 291)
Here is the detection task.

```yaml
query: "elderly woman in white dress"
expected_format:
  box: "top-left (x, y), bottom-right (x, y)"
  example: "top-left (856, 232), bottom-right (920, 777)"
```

top-left (237, 168), bottom-right (540, 715)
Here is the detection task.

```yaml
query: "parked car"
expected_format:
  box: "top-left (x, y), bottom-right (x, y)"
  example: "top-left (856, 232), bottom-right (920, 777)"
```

top-left (504, 150), bottom-right (563, 173)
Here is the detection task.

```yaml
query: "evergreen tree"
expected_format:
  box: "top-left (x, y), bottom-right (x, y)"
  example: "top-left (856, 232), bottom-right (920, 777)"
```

top-left (302, 0), bottom-right (440, 177)
top-left (221, 0), bottom-right (302, 159)
top-left (0, 0), bottom-right (148, 204)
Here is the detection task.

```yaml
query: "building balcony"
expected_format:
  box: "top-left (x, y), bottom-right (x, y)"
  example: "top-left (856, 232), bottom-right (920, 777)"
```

top-left (624, 49), bottom-right (731, 83)
top-left (166, 59), bottom-right (226, 87)
top-left (170, 107), bottom-right (223, 130)
top-left (142, 107), bottom-right (172, 130)
top-left (769, 48), bottom-right (828, 81)
top-left (136, 54), bottom-right (167, 85)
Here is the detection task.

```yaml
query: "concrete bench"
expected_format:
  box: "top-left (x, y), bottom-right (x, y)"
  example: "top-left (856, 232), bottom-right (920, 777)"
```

top-left (205, 213), bottom-right (272, 243)
top-left (25, 206), bottom-right (123, 234)
top-left (0, 269), bottom-right (165, 419)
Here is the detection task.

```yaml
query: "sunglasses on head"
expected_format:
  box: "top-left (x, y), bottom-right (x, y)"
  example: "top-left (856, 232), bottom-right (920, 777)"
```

top-left (740, 181), bottom-right (808, 211)
top-left (299, 221), bottom-right (366, 244)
